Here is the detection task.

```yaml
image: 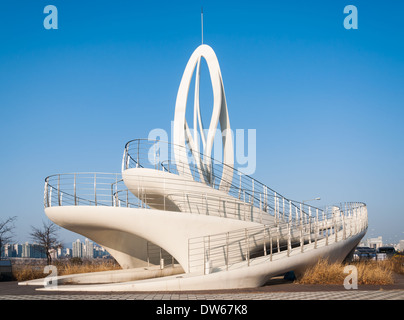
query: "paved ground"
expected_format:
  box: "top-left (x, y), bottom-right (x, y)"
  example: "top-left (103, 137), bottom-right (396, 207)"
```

top-left (1, 276), bottom-right (402, 318)
top-left (1, 273), bottom-right (403, 300)
top-left (0, 289), bottom-right (403, 300)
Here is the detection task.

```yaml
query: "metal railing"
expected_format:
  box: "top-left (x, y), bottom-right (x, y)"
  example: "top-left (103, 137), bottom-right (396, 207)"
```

top-left (44, 142), bottom-right (368, 275)
top-left (188, 202), bottom-right (368, 274)
top-left (44, 172), bottom-right (179, 268)
top-left (43, 174), bottom-right (368, 275)
top-left (45, 172), bottom-right (346, 227)
top-left (44, 173), bottom-right (137, 208)
top-left (122, 139), bottom-right (326, 224)
top-left (146, 241), bottom-right (178, 268)
top-left (44, 173), bottom-right (277, 224)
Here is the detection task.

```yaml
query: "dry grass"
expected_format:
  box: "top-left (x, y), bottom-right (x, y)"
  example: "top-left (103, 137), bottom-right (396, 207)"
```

top-left (12, 267), bottom-right (45, 282)
top-left (296, 259), bottom-right (347, 285)
top-left (385, 255), bottom-right (404, 275)
top-left (295, 257), bottom-right (404, 285)
top-left (12, 259), bottom-right (121, 282)
top-left (11, 255), bottom-right (404, 284)
top-left (55, 259), bottom-right (121, 276)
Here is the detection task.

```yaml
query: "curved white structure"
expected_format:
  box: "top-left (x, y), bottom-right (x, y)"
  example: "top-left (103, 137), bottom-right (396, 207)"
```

top-left (173, 44), bottom-right (233, 193)
top-left (36, 44), bottom-right (368, 291)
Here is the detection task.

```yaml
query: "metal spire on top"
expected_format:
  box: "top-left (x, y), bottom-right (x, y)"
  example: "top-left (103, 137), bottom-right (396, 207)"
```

top-left (201, 7), bottom-right (204, 44)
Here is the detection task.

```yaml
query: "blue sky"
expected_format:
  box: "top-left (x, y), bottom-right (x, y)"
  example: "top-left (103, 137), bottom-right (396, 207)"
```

top-left (0, 0), bottom-right (403, 245)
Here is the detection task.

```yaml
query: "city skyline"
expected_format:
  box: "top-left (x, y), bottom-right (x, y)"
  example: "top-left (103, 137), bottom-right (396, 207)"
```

top-left (0, 1), bottom-right (403, 245)
top-left (1, 238), bottom-right (111, 259)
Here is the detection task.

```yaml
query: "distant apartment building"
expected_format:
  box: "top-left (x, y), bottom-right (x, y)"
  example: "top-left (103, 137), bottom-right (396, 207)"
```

top-left (65, 247), bottom-right (72, 257)
top-left (22, 242), bottom-right (46, 258)
top-left (84, 238), bottom-right (94, 259)
top-left (72, 238), bottom-right (101, 259)
top-left (21, 242), bottom-right (31, 258)
top-left (1, 244), bottom-right (12, 258)
top-left (72, 239), bottom-right (84, 258)
top-left (13, 244), bottom-right (22, 257)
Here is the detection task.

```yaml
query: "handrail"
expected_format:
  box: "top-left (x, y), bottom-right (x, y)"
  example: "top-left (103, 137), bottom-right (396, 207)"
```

top-left (44, 173), bottom-right (285, 224)
top-left (122, 139), bottom-right (326, 222)
top-left (45, 172), bottom-right (363, 228)
top-left (44, 173), bottom-right (137, 208)
top-left (44, 172), bottom-right (178, 268)
top-left (44, 174), bottom-right (368, 275)
top-left (188, 202), bottom-right (368, 274)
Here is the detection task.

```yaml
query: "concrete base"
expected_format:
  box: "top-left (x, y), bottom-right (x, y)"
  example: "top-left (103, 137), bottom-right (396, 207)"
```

top-left (19, 264), bottom-right (184, 286)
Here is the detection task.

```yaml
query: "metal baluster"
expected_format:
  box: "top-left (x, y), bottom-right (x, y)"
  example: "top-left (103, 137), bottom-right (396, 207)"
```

top-left (287, 223), bottom-right (291, 256)
top-left (126, 189), bottom-right (129, 208)
top-left (243, 190), bottom-right (246, 221)
top-left (274, 192), bottom-right (277, 223)
top-left (299, 203), bottom-right (303, 229)
top-left (342, 206), bottom-right (346, 240)
top-left (277, 225), bottom-right (280, 253)
top-left (57, 174), bottom-right (61, 206)
top-left (238, 173), bottom-right (242, 199)
top-left (74, 173), bottom-right (77, 206)
top-left (137, 140), bottom-right (140, 168)
top-left (289, 200), bottom-right (292, 223)
top-left (269, 228), bottom-right (273, 261)
top-left (281, 197), bottom-right (284, 221)
top-left (315, 208), bottom-right (318, 249)
top-left (245, 229), bottom-right (250, 266)
top-left (325, 211), bottom-right (329, 246)
top-left (147, 242), bottom-right (150, 267)
top-left (207, 235), bottom-right (211, 273)
top-left (252, 179), bottom-right (254, 205)
top-left (49, 187), bottom-right (52, 207)
top-left (300, 223), bottom-right (304, 253)
top-left (333, 212), bottom-right (337, 242)
top-left (259, 194), bottom-right (262, 223)
top-left (308, 207), bottom-right (312, 244)
top-left (203, 237), bottom-right (206, 275)
top-left (45, 180), bottom-right (49, 208)
top-left (226, 232), bottom-right (229, 271)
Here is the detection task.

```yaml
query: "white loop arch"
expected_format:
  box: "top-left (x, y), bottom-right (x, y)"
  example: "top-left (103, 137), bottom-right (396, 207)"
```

top-left (173, 44), bottom-right (234, 191)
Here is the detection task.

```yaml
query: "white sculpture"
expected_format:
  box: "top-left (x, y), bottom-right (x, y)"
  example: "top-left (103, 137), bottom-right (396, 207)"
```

top-left (173, 44), bottom-right (233, 192)
top-left (28, 43), bottom-right (368, 292)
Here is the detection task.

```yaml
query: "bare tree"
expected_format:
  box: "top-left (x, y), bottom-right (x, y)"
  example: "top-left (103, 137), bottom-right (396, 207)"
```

top-left (30, 220), bottom-right (62, 265)
top-left (0, 216), bottom-right (17, 258)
